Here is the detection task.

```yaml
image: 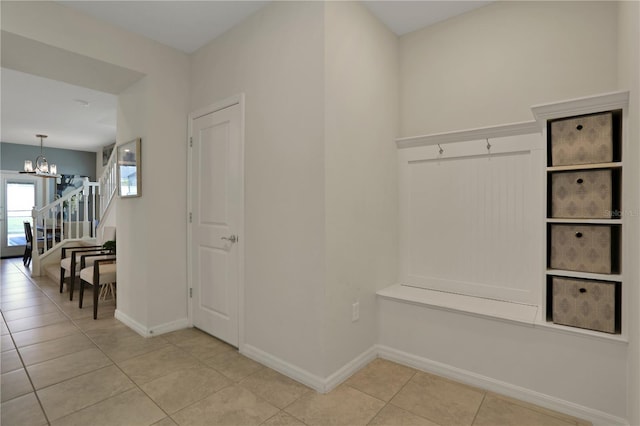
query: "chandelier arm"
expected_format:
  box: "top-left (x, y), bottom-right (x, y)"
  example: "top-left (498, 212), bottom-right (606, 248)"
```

top-left (22, 134), bottom-right (56, 176)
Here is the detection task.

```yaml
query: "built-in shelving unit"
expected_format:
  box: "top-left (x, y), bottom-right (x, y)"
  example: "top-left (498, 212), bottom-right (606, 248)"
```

top-left (386, 91), bottom-right (630, 342)
top-left (532, 91), bottom-right (629, 337)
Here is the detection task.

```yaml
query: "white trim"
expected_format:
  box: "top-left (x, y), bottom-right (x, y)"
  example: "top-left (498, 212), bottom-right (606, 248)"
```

top-left (533, 320), bottom-right (628, 345)
top-left (243, 340), bottom-right (628, 425)
top-left (377, 284), bottom-right (538, 326)
top-left (377, 345), bottom-right (629, 426)
top-left (241, 344), bottom-right (377, 394)
top-left (148, 317), bottom-right (190, 337)
top-left (396, 121), bottom-right (540, 149)
top-left (377, 286), bottom-right (628, 345)
top-left (114, 309), bottom-right (150, 337)
top-left (187, 104), bottom-right (194, 328)
top-left (187, 93), bottom-right (246, 350)
top-left (241, 344), bottom-right (327, 392)
top-left (189, 94), bottom-right (244, 120)
top-left (237, 94), bottom-right (246, 353)
top-left (323, 345), bottom-right (378, 393)
top-left (115, 310), bottom-right (189, 338)
top-left (531, 91), bottom-right (629, 124)
top-left (0, 171), bottom-right (44, 263)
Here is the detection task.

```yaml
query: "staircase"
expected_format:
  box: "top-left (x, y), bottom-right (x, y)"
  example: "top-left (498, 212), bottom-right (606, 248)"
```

top-left (29, 149), bottom-right (118, 276)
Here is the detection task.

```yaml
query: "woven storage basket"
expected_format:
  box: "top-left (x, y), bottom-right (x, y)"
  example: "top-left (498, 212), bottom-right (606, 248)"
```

top-left (550, 112), bottom-right (613, 166)
top-left (551, 276), bottom-right (618, 333)
top-left (550, 169), bottom-right (613, 218)
top-left (549, 224), bottom-right (613, 274)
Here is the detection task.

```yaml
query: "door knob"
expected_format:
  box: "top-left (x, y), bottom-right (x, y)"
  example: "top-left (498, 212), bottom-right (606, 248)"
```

top-left (221, 235), bottom-right (238, 243)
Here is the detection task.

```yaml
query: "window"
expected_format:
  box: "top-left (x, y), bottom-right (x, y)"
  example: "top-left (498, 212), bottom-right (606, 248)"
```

top-left (6, 182), bottom-right (35, 246)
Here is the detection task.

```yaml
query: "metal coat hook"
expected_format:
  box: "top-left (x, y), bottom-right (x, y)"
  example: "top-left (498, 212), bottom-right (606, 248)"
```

top-left (486, 138), bottom-right (491, 151)
top-left (438, 144), bottom-right (444, 155)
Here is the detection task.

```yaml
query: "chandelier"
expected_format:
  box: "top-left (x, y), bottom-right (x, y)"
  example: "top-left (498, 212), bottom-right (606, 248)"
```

top-left (21, 134), bottom-right (59, 178)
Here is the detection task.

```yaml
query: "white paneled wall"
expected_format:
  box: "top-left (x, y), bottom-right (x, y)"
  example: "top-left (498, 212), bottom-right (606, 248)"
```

top-left (398, 131), bottom-right (543, 304)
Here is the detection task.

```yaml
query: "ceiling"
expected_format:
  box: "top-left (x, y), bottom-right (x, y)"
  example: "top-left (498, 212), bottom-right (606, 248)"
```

top-left (1, 68), bottom-right (117, 152)
top-left (57, 1), bottom-right (271, 54)
top-left (363, 1), bottom-right (491, 36)
top-left (57, 1), bottom-right (491, 54)
top-left (1, 1), bottom-right (491, 152)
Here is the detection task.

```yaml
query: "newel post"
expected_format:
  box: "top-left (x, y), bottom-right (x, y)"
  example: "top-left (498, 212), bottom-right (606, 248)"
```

top-left (82, 178), bottom-right (91, 238)
top-left (31, 206), bottom-right (41, 276)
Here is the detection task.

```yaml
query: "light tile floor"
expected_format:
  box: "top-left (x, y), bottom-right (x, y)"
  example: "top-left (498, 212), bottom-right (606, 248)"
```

top-left (1, 258), bottom-right (590, 426)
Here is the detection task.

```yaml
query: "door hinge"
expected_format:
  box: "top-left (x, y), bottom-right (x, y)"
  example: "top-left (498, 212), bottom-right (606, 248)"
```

top-left (189, 288), bottom-right (193, 298)
top-left (189, 212), bottom-right (192, 223)
top-left (189, 137), bottom-right (193, 147)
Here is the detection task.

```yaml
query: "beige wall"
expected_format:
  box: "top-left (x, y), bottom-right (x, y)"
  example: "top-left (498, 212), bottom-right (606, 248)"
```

top-left (324, 1), bottom-right (399, 376)
top-left (617, 1), bottom-right (640, 423)
top-left (191, 0), bottom-right (400, 379)
top-left (191, 1), bottom-right (327, 376)
top-left (400, 1), bottom-right (619, 137)
top-left (2, 0), bottom-right (191, 331)
top-left (394, 1), bottom-right (636, 420)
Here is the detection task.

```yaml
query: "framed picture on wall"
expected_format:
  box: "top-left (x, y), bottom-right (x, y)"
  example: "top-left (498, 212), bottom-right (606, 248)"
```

top-left (102, 143), bottom-right (115, 166)
top-left (117, 138), bottom-right (141, 198)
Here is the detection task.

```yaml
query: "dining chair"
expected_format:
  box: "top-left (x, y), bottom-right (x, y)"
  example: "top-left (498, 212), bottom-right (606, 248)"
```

top-left (78, 254), bottom-right (116, 319)
top-left (59, 246), bottom-right (107, 299)
top-left (23, 222), bottom-right (45, 267)
top-left (59, 226), bottom-right (115, 300)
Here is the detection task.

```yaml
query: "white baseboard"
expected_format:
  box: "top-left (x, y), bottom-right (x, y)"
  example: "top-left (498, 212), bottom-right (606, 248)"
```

top-left (149, 317), bottom-right (190, 337)
top-left (241, 344), bottom-right (327, 392)
top-left (242, 344), bottom-right (377, 394)
top-left (323, 345), bottom-right (378, 393)
top-left (115, 309), bottom-right (148, 337)
top-left (114, 310), bottom-right (189, 338)
top-left (377, 345), bottom-right (629, 426)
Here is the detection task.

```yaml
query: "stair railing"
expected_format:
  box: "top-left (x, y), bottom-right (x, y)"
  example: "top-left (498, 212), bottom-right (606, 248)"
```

top-left (29, 149), bottom-right (116, 275)
top-left (99, 147), bottom-right (118, 219)
top-left (30, 178), bottom-right (99, 274)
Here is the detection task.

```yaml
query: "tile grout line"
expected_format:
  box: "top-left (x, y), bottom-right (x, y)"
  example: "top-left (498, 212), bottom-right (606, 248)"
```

top-left (118, 340), bottom-right (214, 424)
top-left (36, 274), bottom-right (175, 424)
top-left (246, 368), bottom-right (316, 426)
top-left (363, 368), bottom-right (420, 425)
top-left (375, 369), bottom-right (446, 426)
top-left (5, 260), bottom-right (117, 424)
top-left (162, 343), bottom-right (284, 424)
top-left (1, 309), bottom-right (53, 426)
top-left (11, 265), bottom-right (298, 424)
top-left (470, 392), bottom-right (487, 426)
top-left (329, 366), bottom-right (396, 426)
top-left (164, 335), bottom-right (323, 425)
top-left (2, 261), bottom-right (56, 425)
top-left (3, 263), bottom-right (167, 425)
top-left (485, 393), bottom-right (587, 426)
top-left (63, 313), bottom-right (269, 424)
top-left (7, 261), bottom-right (435, 426)
top-left (348, 383), bottom-right (387, 426)
top-left (7, 272), bottom-right (91, 365)
top-left (2, 264), bottom-right (507, 425)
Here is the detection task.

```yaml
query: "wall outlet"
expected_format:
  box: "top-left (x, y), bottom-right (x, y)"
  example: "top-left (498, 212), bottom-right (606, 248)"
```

top-left (352, 301), bottom-right (359, 322)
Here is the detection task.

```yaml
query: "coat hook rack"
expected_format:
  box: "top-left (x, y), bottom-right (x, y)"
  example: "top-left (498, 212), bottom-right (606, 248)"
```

top-left (438, 144), bottom-right (444, 155)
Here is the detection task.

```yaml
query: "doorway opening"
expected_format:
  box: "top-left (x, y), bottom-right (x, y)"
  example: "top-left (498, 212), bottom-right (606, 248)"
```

top-left (1, 175), bottom-right (40, 258)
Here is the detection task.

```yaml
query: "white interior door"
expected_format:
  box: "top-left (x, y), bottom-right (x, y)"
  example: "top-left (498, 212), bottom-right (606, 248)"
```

top-left (189, 102), bottom-right (243, 347)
